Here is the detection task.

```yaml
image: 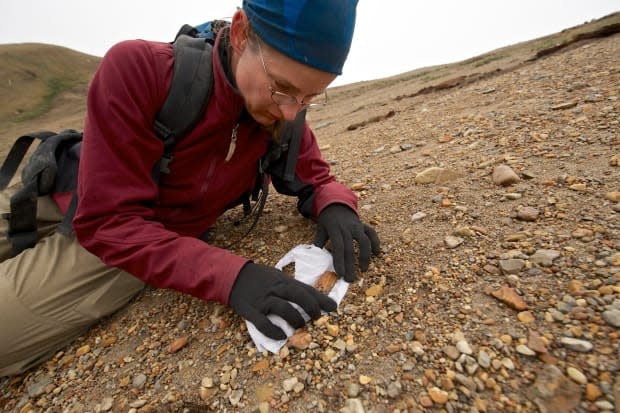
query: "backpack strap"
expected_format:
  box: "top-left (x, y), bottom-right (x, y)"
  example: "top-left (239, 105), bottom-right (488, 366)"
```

top-left (260, 110), bottom-right (306, 181)
top-left (0, 131), bottom-right (56, 190)
top-left (1, 130), bottom-right (82, 256)
top-left (280, 110), bottom-right (306, 183)
top-left (152, 33), bottom-right (215, 182)
top-left (57, 192), bottom-right (78, 236)
top-left (0, 131), bottom-right (56, 255)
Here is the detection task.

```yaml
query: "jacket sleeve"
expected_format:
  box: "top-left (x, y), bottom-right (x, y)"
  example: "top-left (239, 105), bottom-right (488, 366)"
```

top-left (270, 123), bottom-right (358, 218)
top-left (73, 40), bottom-right (247, 305)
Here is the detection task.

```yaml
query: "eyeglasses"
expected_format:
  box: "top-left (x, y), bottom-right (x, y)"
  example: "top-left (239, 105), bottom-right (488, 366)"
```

top-left (256, 39), bottom-right (328, 109)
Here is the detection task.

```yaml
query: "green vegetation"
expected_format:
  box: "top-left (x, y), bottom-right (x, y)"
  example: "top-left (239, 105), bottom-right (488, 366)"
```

top-left (0, 43), bottom-right (99, 132)
top-left (14, 78), bottom-right (78, 122)
top-left (472, 53), bottom-right (506, 68)
top-left (533, 38), bottom-right (563, 52)
top-left (420, 72), bottom-right (444, 82)
top-left (464, 53), bottom-right (507, 68)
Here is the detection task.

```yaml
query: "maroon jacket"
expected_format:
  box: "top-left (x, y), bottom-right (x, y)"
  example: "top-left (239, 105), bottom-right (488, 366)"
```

top-left (70, 33), bottom-right (357, 305)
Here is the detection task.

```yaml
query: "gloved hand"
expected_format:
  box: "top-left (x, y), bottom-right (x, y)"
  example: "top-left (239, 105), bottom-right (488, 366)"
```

top-left (314, 204), bottom-right (381, 282)
top-left (229, 263), bottom-right (337, 340)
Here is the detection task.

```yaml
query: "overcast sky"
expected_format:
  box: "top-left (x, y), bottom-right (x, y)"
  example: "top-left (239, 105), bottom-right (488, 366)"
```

top-left (1, 1), bottom-right (618, 86)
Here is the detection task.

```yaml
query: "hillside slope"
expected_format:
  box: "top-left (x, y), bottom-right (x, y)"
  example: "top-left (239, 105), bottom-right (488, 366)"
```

top-left (0, 43), bottom-right (99, 137)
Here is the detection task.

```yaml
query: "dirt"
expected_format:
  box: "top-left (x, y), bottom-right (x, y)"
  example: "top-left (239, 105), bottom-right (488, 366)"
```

top-left (1, 25), bottom-right (619, 413)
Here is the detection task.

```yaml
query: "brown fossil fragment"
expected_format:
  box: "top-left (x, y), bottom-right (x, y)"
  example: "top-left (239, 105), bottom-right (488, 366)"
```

top-left (315, 271), bottom-right (338, 294)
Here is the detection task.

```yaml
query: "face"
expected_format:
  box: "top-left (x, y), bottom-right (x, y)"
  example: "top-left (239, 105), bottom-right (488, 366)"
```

top-left (230, 10), bottom-right (337, 126)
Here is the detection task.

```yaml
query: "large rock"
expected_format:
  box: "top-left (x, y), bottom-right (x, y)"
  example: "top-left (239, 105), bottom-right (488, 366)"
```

top-left (414, 167), bottom-right (463, 184)
top-left (517, 206), bottom-right (540, 221)
top-left (492, 164), bottom-right (520, 186)
top-left (414, 167), bottom-right (445, 184)
top-left (435, 169), bottom-right (463, 184)
top-left (527, 364), bottom-right (581, 413)
top-left (529, 249), bottom-right (561, 267)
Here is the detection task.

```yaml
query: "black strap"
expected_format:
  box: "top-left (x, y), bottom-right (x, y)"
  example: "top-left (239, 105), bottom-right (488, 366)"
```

top-left (0, 131), bottom-right (56, 190)
top-left (6, 178), bottom-right (38, 255)
top-left (281, 110), bottom-right (306, 183)
top-left (57, 192), bottom-right (78, 236)
top-left (153, 35), bottom-right (214, 181)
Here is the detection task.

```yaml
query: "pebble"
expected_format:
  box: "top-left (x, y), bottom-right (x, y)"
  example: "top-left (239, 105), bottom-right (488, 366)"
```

top-left (569, 183), bottom-right (587, 191)
top-left (283, 377), bottom-right (298, 392)
top-left (75, 345), bottom-right (91, 357)
top-left (455, 373), bottom-right (476, 391)
top-left (483, 264), bottom-right (500, 275)
top-left (501, 358), bottom-right (515, 370)
top-left (560, 337), bottom-right (593, 352)
top-left (387, 381), bottom-right (402, 398)
top-left (517, 206), bottom-right (539, 221)
top-left (606, 252), bottom-right (620, 266)
top-left (132, 373), bottom-right (147, 389)
top-left (167, 336), bottom-right (188, 353)
top-left (516, 344), bottom-right (536, 356)
top-left (359, 375), bottom-right (372, 385)
top-left (517, 310), bottom-right (535, 323)
top-left (445, 235), bottom-right (464, 249)
top-left (346, 382), bottom-right (361, 397)
top-left (341, 398), bottom-right (365, 413)
top-left (566, 366), bottom-right (587, 384)
top-left (202, 377), bottom-right (214, 388)
top-left (443, 345), bottom-right (460, 360)
top-left (365, 284), bottom-right (383, 297)
top-left (419, 394), bottom-right (433, 408)
top-left (477, 350), bottom-right (491, 368)
top-left (594, 400), bottom-right (614, 410)
top-left (551, 101), bottom-right (578, 110)
top-left (428, 387), bottom-right (449, 404)
top-left (350, 182), bottom-right (367, 191)
top-left (585, 383), bottom-right (603, 401)
top-left (489, 286), bottom-right (529, 310)
top-left (456, 339), bottom-right (473, 355)
top-left (229, 389), bottom-right (243, 406)
top-left (605, 191), bottom-right (620, 202)
top-left (527, 330), bottom-right (548, 353)
top-left (26, 376), bottom-right (51, 398)
top-left (601, 309), bottom-right (620, 327)
top-left (411, 211), bottom-right (427, 221)
top-left (492, 164), bottom-right (520, 186)
top-left (129, 399), bottom-right (148, 408)
top-left (529, 249), bottom-right (561, 267)
top-left (504, 192), bottom-right (522, 200)
top-left (100, 397), bottom-right (113, 412)
top-left (499, 259), bottom-right (525, 274)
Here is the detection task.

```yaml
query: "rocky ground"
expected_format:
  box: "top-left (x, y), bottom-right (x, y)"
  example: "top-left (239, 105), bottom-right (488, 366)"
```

top-left (1, 30), bottom-right (619, 413)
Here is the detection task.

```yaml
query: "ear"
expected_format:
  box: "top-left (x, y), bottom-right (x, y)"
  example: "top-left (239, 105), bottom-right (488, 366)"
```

top-left (230, 9), bottom-right (250, 54)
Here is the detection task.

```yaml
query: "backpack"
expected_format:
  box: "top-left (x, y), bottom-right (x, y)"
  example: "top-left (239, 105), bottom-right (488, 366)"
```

top-left (0, 21), bottom-right (305, 256)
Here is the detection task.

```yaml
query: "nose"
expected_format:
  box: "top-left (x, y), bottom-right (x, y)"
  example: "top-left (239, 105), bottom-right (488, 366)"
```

top-left (278, 103), bottom-right (302, 122)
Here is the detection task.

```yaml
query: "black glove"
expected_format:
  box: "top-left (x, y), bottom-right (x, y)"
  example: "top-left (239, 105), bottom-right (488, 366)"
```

top-left (314, 204), bottom-right (381, 282)
top-left (229, 263), bottom-right (337, 340)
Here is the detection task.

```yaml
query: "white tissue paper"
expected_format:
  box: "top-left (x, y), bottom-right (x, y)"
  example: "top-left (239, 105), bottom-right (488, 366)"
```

top-left (245, 244), bottom-right (349, 353)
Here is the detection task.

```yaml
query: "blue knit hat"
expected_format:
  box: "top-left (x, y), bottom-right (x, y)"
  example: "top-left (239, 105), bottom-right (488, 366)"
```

top-left (242, 0), bottom-right (358, 75)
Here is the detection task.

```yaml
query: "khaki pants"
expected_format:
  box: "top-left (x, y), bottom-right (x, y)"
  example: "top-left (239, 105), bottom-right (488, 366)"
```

top-left (0, 185), bottom-right (145, 376)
